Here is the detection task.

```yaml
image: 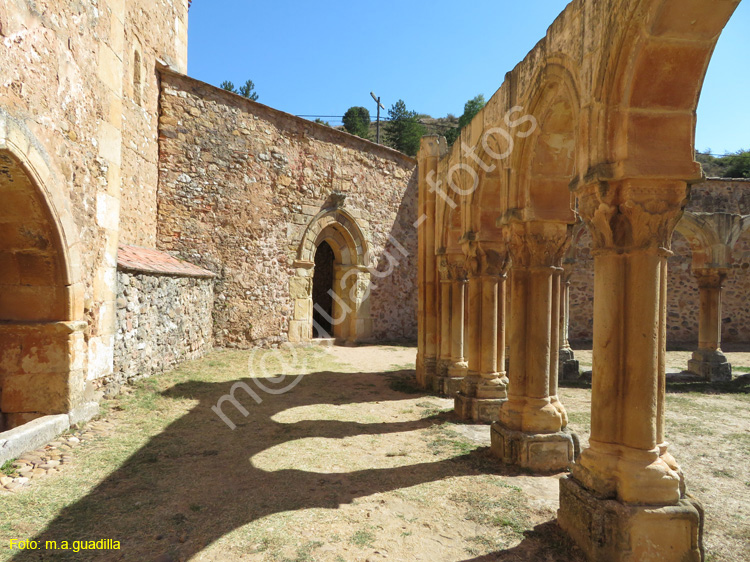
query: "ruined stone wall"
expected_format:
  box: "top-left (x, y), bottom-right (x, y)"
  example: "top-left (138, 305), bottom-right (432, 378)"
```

top-left (156, 71), bottom-right (419, 347)
top-left (113, 270), bottom-right (214, 384)
top-left (569, 179), bottom-right (750, 345)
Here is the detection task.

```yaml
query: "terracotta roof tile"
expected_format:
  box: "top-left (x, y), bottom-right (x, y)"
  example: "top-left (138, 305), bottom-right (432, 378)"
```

top-left (117, 245), bottom-right (216, 278)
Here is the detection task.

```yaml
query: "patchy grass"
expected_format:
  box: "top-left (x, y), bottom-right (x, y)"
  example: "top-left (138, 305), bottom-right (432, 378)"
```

top-left (349, 529), bottom-right (376, 548)
top-left (424, 423), bottom-right (479, 456)
top-left (0, 460), bottom-right (19, 478)
top-left (386, 371), bottom-right (424, 394)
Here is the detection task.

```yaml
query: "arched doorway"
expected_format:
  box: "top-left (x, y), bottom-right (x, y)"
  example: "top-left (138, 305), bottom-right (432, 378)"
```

top-left (289, 208), bottom-right (372, 344)
top-left (312, 241), bottom-right (335, 338)
top-left (0, 147), bottom-right (85, 430)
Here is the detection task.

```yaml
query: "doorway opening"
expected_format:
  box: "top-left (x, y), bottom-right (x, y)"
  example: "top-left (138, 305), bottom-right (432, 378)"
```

top-left (312, 241), bottom-right (335, 338)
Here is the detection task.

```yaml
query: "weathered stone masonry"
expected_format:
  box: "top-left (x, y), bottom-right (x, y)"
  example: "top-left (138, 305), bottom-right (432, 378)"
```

top-left (113, 245), bottom-right (215, 384)
top-left (156, 70), bottom-right (418, 348)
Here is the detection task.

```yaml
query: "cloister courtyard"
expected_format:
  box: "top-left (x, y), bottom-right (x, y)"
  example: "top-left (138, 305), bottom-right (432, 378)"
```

top-left (1, 345), bottom-right (748, 562)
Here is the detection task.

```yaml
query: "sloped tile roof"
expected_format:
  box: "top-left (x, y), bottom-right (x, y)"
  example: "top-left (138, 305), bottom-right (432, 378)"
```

top-left (117, 245), bottom-right (216, 278)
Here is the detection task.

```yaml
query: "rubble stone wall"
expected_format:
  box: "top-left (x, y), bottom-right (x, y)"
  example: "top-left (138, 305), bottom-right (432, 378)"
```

top-left (114, 271), bottom-right (214, 383)
top-left (156, 71), bottom-right (419, 347)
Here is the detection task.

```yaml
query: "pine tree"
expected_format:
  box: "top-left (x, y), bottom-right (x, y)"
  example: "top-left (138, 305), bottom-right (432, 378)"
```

top-left (384, 100), bottom-right (426, 157)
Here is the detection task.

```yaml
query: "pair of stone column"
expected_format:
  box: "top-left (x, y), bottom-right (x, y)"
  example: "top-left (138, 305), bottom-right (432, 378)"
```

top-left (449, 224), bottom-right (577, 474)
top-left (453, 238), bottom-right (509, 422)
top-left (489, 221), bottom-right (577, 472)
top-left (435, 255), bottom-right (468, 395)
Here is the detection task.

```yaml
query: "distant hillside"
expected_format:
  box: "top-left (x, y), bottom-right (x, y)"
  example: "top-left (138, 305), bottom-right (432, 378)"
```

top-left (696, 151), bottom-right (750, 179)
top-left (335, 115), bottom-right (460, 144)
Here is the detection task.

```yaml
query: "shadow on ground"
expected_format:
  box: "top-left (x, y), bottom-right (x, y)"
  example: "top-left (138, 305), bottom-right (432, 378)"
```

top-left (12, 368), bottom-right (581, 562)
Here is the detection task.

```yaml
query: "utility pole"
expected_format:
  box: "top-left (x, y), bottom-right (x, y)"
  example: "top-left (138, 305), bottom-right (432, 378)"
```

top-left (371, 91), bottom-right (385, 144)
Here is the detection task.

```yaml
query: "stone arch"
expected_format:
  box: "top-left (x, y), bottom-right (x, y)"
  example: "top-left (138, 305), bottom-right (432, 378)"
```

top-left (0, 120), bottom-right (86, 429)
top-left (512, 61), bottom-right (580, 223)
top-left (289, 208), bottom-right (372, 344)
top-left (297, 208), bottom-right (368, 266)
top-left (598, 0), bottom-right (741, 179)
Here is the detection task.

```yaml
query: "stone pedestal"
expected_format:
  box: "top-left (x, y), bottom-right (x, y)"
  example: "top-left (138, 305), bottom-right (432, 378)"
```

top-left (559, 348), bottom-right (581, 381)
top-left (687, 349), bottom-right (732, 382)
top-left (558, 476), bottom-right (703, 562)
top-left (490, 423), bottom-right (576, 473)
top-left (422, 356), bottom-right (438, 392)
top-left (435, 374), bottom-right (463, 397)
top-left (455, 370), bottom-right (505, 423)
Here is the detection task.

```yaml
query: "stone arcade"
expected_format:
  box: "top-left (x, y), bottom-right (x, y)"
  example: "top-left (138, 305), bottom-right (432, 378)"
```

top-left (416, 0), bottom-right (742, 560)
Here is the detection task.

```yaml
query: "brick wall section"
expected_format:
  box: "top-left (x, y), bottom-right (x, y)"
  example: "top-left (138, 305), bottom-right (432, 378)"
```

top-left (570, 179), bottom-right (750, 345)
top-left (114, 245), bottom-right (215, 383)
top-left (156, 71), bottom-right (418, 348)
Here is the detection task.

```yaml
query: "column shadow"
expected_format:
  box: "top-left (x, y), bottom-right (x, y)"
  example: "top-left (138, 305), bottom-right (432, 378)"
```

top-left (10, 368), bottom-right (490, 561)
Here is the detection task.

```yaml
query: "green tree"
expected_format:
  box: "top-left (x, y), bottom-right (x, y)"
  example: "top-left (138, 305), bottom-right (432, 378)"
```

top-left (342, 106), bottom-right (371, 139)
top-left (384, 99), bottom-right (426, 157)
top-left (238, 79), bottom-right (259, 101)
top-left (219, 79), bottom-right (259, 101)
top-left (458, 94), bottom-right (486, 129)
top-left (696, 149), bottom-right (750, 178)
top-left (220, 80), bottom-right (237, 93)
top-left (724, 149), bottom-right (750, 178)
top-left (445, 94), bottom-right (486, 146)
top-left (314, 118), bottom-right (331, 127)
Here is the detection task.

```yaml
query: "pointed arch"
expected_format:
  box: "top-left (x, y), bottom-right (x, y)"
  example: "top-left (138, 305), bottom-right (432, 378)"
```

top-left (0, 118), bottom-right (86, 428)
top-left (289, 207), bottom-right (373, 344)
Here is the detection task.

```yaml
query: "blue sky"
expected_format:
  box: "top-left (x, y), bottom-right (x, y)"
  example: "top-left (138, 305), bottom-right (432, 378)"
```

top-left (188, 1), bottom-right (749, 155)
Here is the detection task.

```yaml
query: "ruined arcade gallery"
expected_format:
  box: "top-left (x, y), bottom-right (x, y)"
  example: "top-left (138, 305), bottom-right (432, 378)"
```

top-left (0, 0), bottom-right (748, 561)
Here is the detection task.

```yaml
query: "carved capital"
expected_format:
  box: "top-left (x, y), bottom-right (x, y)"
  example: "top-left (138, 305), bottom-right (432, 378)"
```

top-left (503, 221), bottom-right (571, 269)
top-left (449, 259), bottom-right (468, 282)
top-left (575, 178), bottom-right (687, 252)
top-left (437, 254), bottom-right (451, 282)
top-left (693, 267), bottom-right (730, 290)
top-left (461, 235), bottom-right (510, 278)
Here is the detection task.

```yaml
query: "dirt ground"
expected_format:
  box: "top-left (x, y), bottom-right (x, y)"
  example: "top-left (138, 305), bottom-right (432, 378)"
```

top-left (0, 344), bottom-right (748, 562)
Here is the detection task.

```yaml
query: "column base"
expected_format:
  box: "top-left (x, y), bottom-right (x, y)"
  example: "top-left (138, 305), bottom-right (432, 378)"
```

top-left (559, 349), bottom-right (580, 381)
top-left (490, 423), bottom-right (577, 473)
top-left (433, 375), bottom-right (464, 397)
top-left (561, 360), bottom-right (581, 381)
top-left (454, 394), bottom-right (505, 423)
top-left (558, 475), bottom-right (703, 562)
top-left (687, 350), bottom-right (732, 382)
top-left (422, 356), bottom-right (438, 391)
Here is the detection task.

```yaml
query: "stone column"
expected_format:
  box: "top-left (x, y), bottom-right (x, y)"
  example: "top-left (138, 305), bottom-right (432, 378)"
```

top-left (558, 261), bottom-right (580, 380)
top-left (434, 254), bottom-right (454, 394)
top-left (559, 179), bottom-right (704, 562)
top-left (447, 268), bottom-right (469, 383)
top-left (687, 268), bottom-right (732, 381)
top-left (490, 221), bottom-right (576, 471)
top-left (455, 239), bottom-right (511, 422)
top-left (416, 136), bottom-right (443, 389)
